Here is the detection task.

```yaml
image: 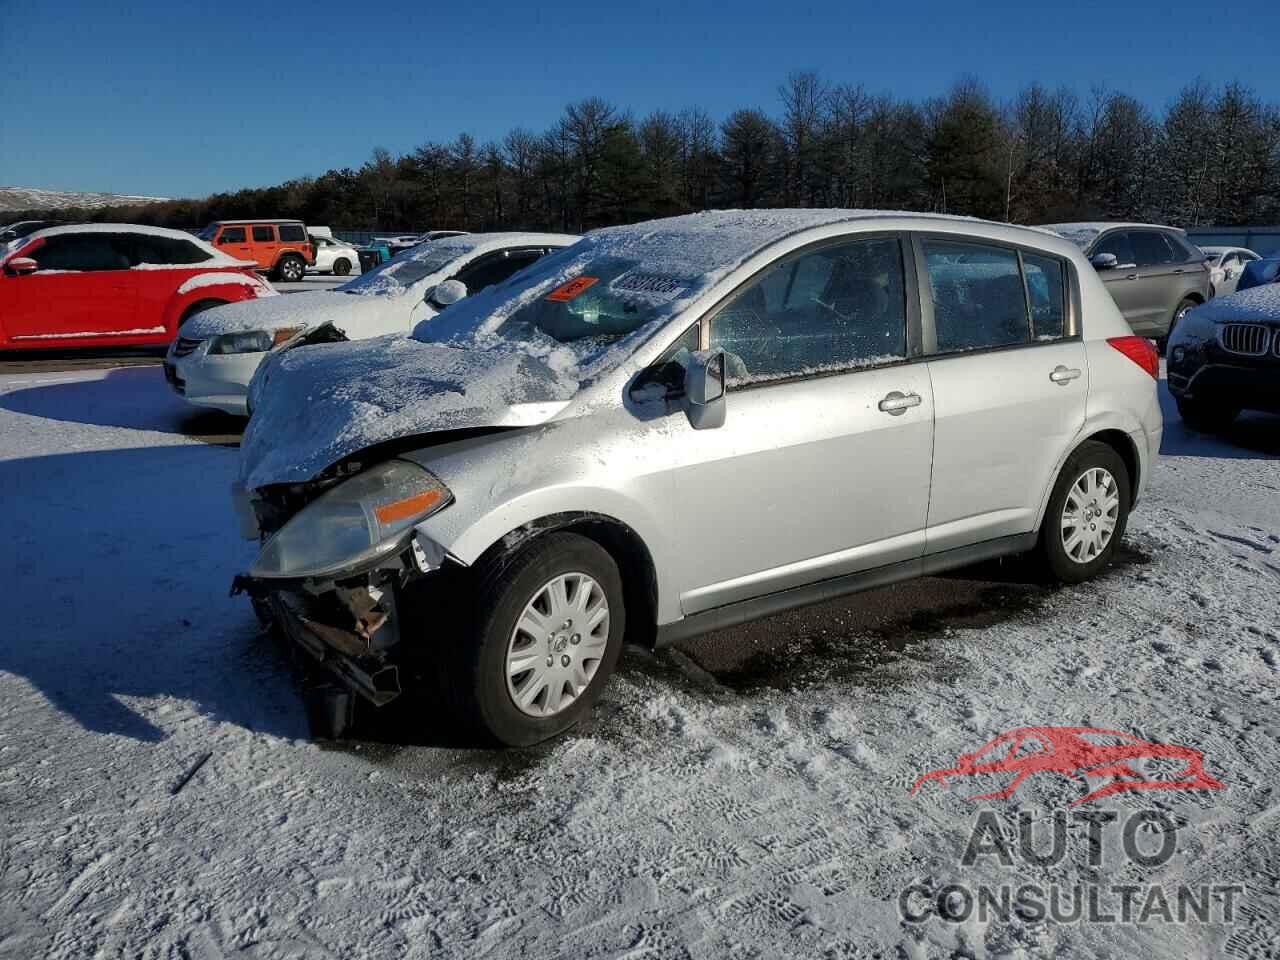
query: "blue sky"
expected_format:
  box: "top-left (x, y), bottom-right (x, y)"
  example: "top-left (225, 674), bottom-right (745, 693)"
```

top-left (3, 0), bottom-right (1277, 199)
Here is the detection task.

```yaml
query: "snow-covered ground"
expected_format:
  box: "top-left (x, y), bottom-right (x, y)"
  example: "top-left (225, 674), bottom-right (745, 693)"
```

top-left (0, 365), bottom-right (1276, 959)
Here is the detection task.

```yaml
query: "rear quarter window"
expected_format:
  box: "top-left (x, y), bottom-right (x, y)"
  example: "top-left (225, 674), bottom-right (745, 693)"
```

top-left (278, 224), bottom-right (306, 242)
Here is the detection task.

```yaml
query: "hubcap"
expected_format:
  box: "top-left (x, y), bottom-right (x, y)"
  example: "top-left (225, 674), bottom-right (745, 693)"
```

top-left (505, 572), bottom-right (609, 718)
top-left (1060, 467), bottom-right (1120, 564)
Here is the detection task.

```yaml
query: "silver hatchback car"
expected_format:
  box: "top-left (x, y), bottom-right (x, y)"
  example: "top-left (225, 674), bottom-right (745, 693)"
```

top-left (235, 211), bottom-right (1163, 745)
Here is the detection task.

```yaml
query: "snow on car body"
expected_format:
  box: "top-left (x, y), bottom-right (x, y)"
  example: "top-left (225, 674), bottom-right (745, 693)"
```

top-left (233, 209), bottom-right (1163, 746)
top-left (0, 224), bottom-right (272, 350)
top-left (163, 231), bottom-right (577, 415)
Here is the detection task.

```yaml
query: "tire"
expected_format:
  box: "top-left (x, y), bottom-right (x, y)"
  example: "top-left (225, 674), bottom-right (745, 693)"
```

top-left (1158, 297), bottom-right (1197, 354)
top-left (274, 255), bottom-right (305, 283)
top-left (1176, 396), bottom-right (1239, 434)
top-left (332, 257), bottom-right (352, 276)
top-left (1039, 440), bottom-right (1131, 585)
top-left (444, 532), bottom-right (625, 747)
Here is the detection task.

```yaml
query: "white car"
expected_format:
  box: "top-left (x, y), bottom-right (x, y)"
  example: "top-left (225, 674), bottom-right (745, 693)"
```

top-left (308, 235), bottom-right (362, 277)
top-left (165, 232), bottom-right (577, 414)
top-left (233, 210), bottom-right (1164, 745)
top-left (1198, 245), bottom-right (1262, 297)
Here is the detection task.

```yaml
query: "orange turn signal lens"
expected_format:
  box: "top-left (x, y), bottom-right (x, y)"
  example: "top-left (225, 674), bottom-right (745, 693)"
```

top-left (374, 489), bottom-right (443, 525)
top-left (272, 326), bottom-right (304, 347)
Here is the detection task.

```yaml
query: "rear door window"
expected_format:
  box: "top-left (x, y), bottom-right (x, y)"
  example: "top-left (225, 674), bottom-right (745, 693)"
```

top-left (1131, 231), bottom-right (1179, 267)
top-left (130, 234), bottom-right (213, 266)
top-left (252, 225), bottom-right (276, 242)
top-left (923, 241), bottom-right (1030, 352)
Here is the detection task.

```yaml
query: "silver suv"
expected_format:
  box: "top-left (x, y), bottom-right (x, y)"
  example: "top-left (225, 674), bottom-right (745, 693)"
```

top-left (1041, 222), bottom-right (1211, 344)
top-left (235, 211), bottom-right (1164, 745)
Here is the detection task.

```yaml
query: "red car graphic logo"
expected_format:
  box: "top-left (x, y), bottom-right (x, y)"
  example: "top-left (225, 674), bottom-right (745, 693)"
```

top-left (911, 726), bottom-right (1224, 806)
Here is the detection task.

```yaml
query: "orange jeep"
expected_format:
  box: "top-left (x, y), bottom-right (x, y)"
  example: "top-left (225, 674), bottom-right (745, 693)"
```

top-left (197, 220), bottom-right (316, 282)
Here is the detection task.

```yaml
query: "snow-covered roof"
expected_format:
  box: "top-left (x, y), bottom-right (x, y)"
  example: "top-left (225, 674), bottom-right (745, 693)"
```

top-left (338, 231), bottom-right (578, 297)
top-left (1190, 282), bottom-right (1280, 324)
top-left (415, 209), bottom-right (1079, 381)
top-left (1040, 221), bottom-right (1185, 250)
top-left (2, 222), bottom-right (249, 266)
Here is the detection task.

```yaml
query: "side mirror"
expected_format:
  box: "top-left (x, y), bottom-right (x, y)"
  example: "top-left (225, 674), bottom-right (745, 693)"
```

top-left (1089, 253), bottom-right (1119, 271)
top-left (5, 257), bottom-right (37, 276)
top-left (428, 278), bottom-right (467, 307)
top-left (683, 348), bottom-right (726, 430)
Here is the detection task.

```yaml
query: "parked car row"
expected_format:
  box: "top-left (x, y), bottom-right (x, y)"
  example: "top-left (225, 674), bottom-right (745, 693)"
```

top-left (207, 210), bottom-right (1166, 745)
top-left (166, 231), bottom-right (576, 413)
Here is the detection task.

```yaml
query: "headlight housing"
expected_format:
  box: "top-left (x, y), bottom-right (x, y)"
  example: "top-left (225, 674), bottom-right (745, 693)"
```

top-left (250, 460), bottom-right (452, 579)
top-left (208, 327), bottom-right (302, 355)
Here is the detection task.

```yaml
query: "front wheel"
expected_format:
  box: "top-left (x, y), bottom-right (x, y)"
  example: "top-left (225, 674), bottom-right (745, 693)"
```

top-left (1158, 297), bottom-right (1198, 354)
top-left (1039, 440), bottom-right (1131, 584)
top-left (446, 533), bottom-right (625, 746)
top-left (332, 257), bottom-right (352, 276)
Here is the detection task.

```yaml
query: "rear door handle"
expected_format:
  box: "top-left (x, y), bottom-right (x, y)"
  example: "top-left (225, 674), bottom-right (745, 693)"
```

top-left (1125, 273), bottom-right (1139, 281)
top-left (1049, 365), bottom-right (1082, 385)
top-left (878, 391), bottom-right (922, 415)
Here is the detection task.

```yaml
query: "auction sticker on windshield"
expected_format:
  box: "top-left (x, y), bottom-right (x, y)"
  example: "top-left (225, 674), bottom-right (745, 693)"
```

top-left (546, 276), bottom-right (599, 302)
top-left (609, 271), bottom-right (688, 301)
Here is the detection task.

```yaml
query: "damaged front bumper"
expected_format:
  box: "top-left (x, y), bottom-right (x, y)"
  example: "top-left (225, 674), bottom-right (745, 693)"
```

top-left (232, 548), bottom-right (434, 707)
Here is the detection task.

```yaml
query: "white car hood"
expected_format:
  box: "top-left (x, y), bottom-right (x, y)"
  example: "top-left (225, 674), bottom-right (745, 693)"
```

top-left (182, 290), bottom-right (422, 340)
top-left (240, 335), bottom-right (579, 490)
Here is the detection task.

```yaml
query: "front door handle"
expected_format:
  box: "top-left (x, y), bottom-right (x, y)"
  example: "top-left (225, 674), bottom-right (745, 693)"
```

top-left (878, 391), bottom-right (922, 415)
top-left (1125, 273), bottom-right (1139, 281)
top-left (1049, 365), bottom-right (1082, 385)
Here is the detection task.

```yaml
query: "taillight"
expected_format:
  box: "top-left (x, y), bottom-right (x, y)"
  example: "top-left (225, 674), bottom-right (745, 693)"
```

top-left (1107, 336), bottom-right (1159, 379)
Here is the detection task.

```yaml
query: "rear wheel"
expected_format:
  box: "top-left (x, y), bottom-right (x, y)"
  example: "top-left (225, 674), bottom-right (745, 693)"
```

top-left (444, 533), bottom-right (625, 746)
top-left (1176, 396), bottom-right (1239, 434)
top-left (332, 257), bottom-right (352, 276)
top-left (274, 255), bottom-right (305, 282)
top-left (1039, 440), bottom-right (1131, 584)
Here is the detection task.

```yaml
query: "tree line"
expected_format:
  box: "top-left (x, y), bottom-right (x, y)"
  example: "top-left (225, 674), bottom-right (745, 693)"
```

top-left (15, 74), bottom-right (1280, 234)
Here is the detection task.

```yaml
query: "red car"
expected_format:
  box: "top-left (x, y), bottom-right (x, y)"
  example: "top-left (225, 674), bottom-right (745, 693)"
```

top-left (0, 224), bottom-right (274, 350)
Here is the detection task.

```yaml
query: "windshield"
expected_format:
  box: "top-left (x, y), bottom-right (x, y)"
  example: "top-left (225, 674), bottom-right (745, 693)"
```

top-left (497, 258), bottom-right (681, 345)
top-left (414, 241), bottom-right (705, 378)
top-left (197, 224), bottom-right (217, 241)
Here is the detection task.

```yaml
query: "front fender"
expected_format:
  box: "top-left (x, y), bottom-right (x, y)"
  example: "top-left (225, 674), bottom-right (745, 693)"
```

top-left (406, 416), bottom-right (683, 623)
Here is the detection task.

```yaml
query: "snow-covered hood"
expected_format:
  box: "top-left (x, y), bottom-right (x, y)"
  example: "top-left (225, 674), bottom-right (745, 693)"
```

top-left (182, 290), bottom-right (416, 340)
top-left (1191, 282), bottom-right (1280, 326)
top-left (240, 335), bottom-right (579, 490)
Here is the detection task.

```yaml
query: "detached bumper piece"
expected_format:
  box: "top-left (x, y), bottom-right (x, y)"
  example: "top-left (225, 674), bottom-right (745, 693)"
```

top-left (239, 577), bottom-right (405, 707)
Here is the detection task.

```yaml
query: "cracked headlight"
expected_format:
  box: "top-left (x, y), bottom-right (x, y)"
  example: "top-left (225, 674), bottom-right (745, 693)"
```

top-left (251, 460), bottom-right (452, 579)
